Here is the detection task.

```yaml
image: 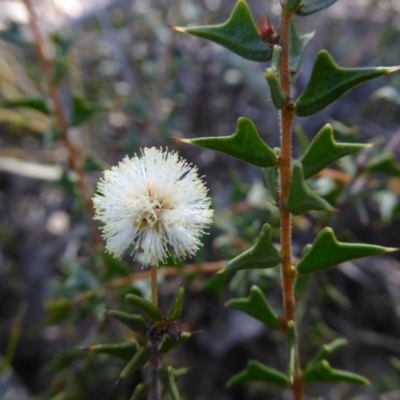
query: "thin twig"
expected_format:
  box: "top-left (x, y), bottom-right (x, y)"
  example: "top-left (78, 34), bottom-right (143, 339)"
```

top-left (22, 0), bottom-right (100, 251)
top-left (109, 260), bottom-right (227, 289)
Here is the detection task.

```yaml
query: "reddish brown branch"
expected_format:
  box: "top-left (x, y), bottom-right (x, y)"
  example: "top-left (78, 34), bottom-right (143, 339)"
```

top-left (278, 7), bottom-right (303, 400)
top-left (109, 261), bottom-right (227, 289)
top-left (22, 0), bottom-right (100, 249)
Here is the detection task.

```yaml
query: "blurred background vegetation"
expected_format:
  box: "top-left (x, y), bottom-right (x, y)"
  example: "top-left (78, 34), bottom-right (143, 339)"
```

top-left (1, 0), bottom-right (400, 399)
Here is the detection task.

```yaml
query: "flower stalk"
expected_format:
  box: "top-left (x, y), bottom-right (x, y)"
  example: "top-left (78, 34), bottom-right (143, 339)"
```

top-left (151, 264), bottom-right (158, 306)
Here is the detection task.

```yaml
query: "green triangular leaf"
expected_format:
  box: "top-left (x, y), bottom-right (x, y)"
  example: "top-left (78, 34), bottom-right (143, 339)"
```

top-left (265, 46), bottom-right (286, 109)
top-left (225, 285), bottom-right (280, 329)
top-left (0, 21), bottom-right (31, 47)
top-left (302, 360), bottom-right (370, 385)
top-left (285, 0), bottom-right (302, 12)
top-left (83, 153), bottom-right (108, 172)
top-left (294, 273), bottom-right (312, 299)
top-left (270, 44), bottom-right (282, 71)
top-left (365, 153), bottom-right (400, 177)
top-left (296, 227), bottom-right (397, 274)
top-left (228, 360), bottom-right (289, 387)
top-left (51, 32), bottom-right (73, 57)
top-left (218, 224), bottom-right (282, 273)
top-left (158, 367), bottom-right (181, 400)
top-left (264, 163), bottom-right (279, 202)
top-left (294, 125), bottom-right (310, 153)
top-left (69, 96), bottom-right (106, 126)
top-left (172, 0), bottom-right (272, 62)
top-left (202, 273), bottom-right (226, 297)
top-left (289, 22), bottom-right (314, 73)
top-left (45, 298), bottom-right (72, 324)
top-left (80, 341), bottom-right (138, 360)
top-left (306, 338), bottom-right (348, 369)
top-left (161, 332), bottom-right (191, 354)
top-left (265, 67), bottom-right (286, 109)
top-left (50, 33), bottom-right (73, 83)
top-left (166, 286), bottom-right (185, 321)
top-left (286, 163), bottom-right (335, 215)
top-left (301, 124), bottom-right (367, 179)
top-left (101, 251), bottom-right (131, 279)
top-left (106, 310), bottom-right (148, 334)
top-left (130, 383), bottom-right (152, 400)
top-left (296, 0), bottom-right (337, 16)
top-left (176, 117), bottom-right (278, 168)
top-left (0, 97), bottom-right (50, 115)
top-left (119, 345), bottom-right (152, 380)
top-left (295, 50), bottom-right (400, 117)
top-left (125, 294), bottom-right (163, 322)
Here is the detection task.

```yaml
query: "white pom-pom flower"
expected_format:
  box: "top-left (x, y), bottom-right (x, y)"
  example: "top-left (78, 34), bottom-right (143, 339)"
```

top-left (93, 147), bottom-right (213, 266)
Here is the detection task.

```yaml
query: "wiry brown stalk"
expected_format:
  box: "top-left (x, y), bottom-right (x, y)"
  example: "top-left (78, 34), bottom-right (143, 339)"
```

top-left (22, 0), bottom-right (100, 251)
top-left (277, 5), bottom-right (303, 400)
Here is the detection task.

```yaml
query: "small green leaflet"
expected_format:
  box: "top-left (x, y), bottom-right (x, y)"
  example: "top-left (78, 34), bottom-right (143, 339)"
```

top-left (125, 294), bottom-right (163, 322)
top-left (296, 227), bottom-right (397, 274)
top-left (172, 0), bottom-right (272, 62)
top-left (228, 360), bottom-right (289, 387)
top-left (302, 338), bottom-right (369, 385)
top-left (0, 97), bottom-right (50, 115)
top-left (176, 117), bottom-right (277, 168)
top-left (225, 285), bottom-right (280, 329)
top-left (69, 96), bottom-right (106, 126)
top-left (295, 50), bottom-right (400, 117)
top-left (365, 153), bottom-right (400, 177)
top-left (106, 310), bottom-right (147, 334)
top-left (218, 224), bottom-right (282, 273)
top-left (300, 124), bottom-right (368, 179)
top-left (286, 163), bottom-right (335, 215)
top-left (80, 341), bottom-right (138, 360)
top-left (302, 360), bottom-right (369, 385)
top-left (166, 286), bottom-right (185, 321)
top-left (296, 0), bottom-right (337, 16)
top-left (158, 367), bottom-right (181, 400)
top-left (130, 383), bottom-right (152, 400)
top-left (289, 22), bottom-right (314, 74)
top-left (119, 346), bottom-right (152, 380)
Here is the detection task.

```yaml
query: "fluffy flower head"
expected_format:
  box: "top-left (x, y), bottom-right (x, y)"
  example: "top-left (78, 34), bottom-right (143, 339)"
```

top-left (93, 147), bottom-right (213, 266)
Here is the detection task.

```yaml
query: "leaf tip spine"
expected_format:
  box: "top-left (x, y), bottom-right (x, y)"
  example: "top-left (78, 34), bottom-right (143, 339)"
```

top-left (170, 26), bottom-right (185, 33)
top-left (172, 137), bottom-right (189, 143)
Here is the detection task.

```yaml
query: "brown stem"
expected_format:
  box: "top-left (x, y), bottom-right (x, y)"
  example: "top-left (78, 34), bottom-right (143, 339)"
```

top-left (278, 7), bottom-right (303, 400)
top-left (22, 0), bottom-right (100, 251)
top-left (151, 264), bottom-right (158, 306)
top-left (109, 260), bottom-right (227, 289)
